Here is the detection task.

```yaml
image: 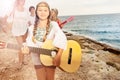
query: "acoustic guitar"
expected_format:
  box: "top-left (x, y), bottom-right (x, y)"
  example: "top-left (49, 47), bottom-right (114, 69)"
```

top-left (0, 40), bottom-right (82, 73)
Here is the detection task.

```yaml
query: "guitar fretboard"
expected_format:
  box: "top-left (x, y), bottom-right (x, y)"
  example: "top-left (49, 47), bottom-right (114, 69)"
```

top-left (7, 43), bottom-right (54, 56)
top-left (29, 46), bottom-right (52, 55)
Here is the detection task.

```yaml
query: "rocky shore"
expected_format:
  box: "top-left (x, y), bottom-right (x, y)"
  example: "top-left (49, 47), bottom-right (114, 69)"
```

top-left (0, 29), bottom-right (120, 80)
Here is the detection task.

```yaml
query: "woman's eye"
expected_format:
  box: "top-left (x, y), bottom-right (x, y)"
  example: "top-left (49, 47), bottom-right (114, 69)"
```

top-left (44, 10), bottom-right (48, 12)
top-left (38, 10), bottom-right (42, 11)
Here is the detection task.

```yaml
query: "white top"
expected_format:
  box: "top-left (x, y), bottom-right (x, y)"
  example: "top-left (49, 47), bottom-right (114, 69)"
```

top-left (26, 21), bottom-right (67, 50)
top-left (29, 15), bottom-right (35, 25)
top-left (7, 9), bottom-right (29, 36)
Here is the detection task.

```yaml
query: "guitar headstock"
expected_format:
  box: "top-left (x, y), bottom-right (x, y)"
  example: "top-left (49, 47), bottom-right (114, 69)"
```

top-left (60, 16), bottom-right (74, 26)
top-left (0, 41), bottom-right (6, 49)
top-left (67, 16), bottom-right (74, 22)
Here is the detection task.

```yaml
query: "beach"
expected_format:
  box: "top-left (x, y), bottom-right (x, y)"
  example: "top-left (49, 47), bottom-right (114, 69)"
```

top-left (0, 30), bottom-right (120, 80)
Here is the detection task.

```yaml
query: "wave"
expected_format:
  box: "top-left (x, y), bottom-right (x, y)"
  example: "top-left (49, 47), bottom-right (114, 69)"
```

top-left (98, 38), bottom-right (120, 49)
top-left (71, 29), bottom-right (120, 34)
top-left (98, 38), bottom-right (120, 42)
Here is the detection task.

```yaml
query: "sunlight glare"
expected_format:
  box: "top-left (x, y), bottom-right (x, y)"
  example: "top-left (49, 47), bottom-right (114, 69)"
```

top-left (0, 0), bottom-right (15, 17)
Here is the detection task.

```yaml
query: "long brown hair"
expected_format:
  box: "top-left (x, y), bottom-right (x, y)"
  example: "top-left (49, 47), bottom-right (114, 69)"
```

top-left (51, 8), bottom-right (58, 21)
top-left (33, 1), bottom-right (51, 42)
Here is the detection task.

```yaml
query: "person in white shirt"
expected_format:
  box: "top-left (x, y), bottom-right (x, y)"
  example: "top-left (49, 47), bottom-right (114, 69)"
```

top-left (28, 6), bottom-right (35, 26)
top-left (5, 0), bottom-right (29, 66)
top-left (22, 1), bottom-right (67, 80)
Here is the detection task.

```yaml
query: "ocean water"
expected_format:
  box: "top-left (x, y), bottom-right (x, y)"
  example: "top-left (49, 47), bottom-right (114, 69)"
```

top-left (60, 13), bottom-right (120, 49)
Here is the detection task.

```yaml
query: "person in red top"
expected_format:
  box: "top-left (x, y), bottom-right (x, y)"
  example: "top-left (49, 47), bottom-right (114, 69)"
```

top-left (50, 8), bottom-right (64, 28)
top-left (50, 8), bottom-right (74, 29)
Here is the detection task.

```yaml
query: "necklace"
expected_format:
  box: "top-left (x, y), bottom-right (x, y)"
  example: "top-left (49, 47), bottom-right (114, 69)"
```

top-left (34, 27), bottom-right (46, 42)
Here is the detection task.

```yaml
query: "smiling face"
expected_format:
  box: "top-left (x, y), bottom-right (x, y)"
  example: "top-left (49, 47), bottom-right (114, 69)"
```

top-left (37, 6), bottom-right (49, 20)
top-left (36, 2), bottom-right (50, 20)
top-left (31, 8), bottom-right (35, 14)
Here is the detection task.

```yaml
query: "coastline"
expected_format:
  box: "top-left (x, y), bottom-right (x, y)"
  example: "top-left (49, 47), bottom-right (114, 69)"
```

top-left (65, 32), bottom-right (120, 54)
top-left (0, 30), bottom-right (120, 80)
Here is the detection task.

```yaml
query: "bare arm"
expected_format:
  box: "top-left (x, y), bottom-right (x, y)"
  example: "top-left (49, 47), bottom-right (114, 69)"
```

top-left (53, 48), bottom-right (63, 66)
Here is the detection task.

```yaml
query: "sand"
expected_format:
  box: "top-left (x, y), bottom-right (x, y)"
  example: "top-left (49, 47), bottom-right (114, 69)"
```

top-left (0, 29), bottom-right (120, 80)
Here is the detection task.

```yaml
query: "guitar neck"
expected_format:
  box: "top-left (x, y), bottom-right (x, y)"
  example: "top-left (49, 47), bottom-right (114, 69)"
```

top-left (6, 43), bottom-right (52, 56)
top-left (60, 21), bottom-right (67, 26)
top-left (29, 46), bottom-right (52, 56)
top-left (60, 16), bottom-right (74, 26)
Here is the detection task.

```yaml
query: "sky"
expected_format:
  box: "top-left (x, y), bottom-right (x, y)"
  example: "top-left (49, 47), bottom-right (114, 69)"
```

top-left (0, 0), bottom-right (120, 17)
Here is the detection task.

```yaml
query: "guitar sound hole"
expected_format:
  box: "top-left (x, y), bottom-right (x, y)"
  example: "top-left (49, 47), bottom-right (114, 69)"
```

top-left (68, 48), bottom-right (72, 64)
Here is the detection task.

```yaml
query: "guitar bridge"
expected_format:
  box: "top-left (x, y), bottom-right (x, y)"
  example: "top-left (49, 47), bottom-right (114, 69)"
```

top-left (51, 51), bottom-right (57, 58)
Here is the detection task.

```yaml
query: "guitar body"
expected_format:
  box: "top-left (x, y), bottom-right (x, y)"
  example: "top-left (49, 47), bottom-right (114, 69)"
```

top-left (60, 40), bottom-right (82, 73)
top-left (40, 40), bottom-right (82, 73)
